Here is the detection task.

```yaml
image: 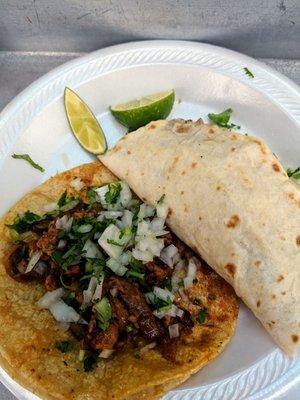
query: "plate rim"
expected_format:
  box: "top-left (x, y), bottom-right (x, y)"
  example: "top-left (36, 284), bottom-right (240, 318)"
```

top-left (0, 40), bottom-right (299, 400)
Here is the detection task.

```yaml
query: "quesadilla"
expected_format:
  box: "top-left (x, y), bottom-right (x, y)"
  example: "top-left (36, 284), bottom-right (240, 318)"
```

top-left (0, 162), bottom-right (238, 400)
top-left (100, 119), bottom-right (300, 356)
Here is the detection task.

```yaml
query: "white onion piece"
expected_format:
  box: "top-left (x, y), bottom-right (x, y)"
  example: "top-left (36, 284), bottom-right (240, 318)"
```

top-left (97, 211), bottom-right (123, 221)
top-left (95, 185), bottom-right (109, 206)
top-left (25, 250), bottom-right (42, 273)
top-left (83, 276), bottom-right (98, 306)
top-left (121, 210), bottom-right (133, 228)
top-left (156, 202), bottom-right (168, 219)
top-left (49, 300), bottom-right (80, 323)
top-left (34, 260), bottom-right (47, 276)
top-left (149, 217), bottom-right (165, 234)
top-left (136, 220), bottom-right (150, 236)
top-left (107, 258), bottom-right (128, 276)
top-left (144, 292), bottom-right (155, 304)
top-left (98, 224), bottom-right (123, 259)
top-left (140, 342), bottom-right (156, 354)
top-left (57, 239), bottom-right (67, 249)
top-left (78, 318), bottom-right (88, 325)
top-left (37, 288), bottom-right (65, 309)
top-left (99, 349), bottom-right (114, 358)
top-left (119, 182), bottom-right (132, 207)
top-left (57, 321), bottom-right (70, 332)
top-left (70, 177), bottom-right (85, 191)
top-left (153, 286), bottom-right (174, 302)
top-left (135, 236), bottom-right (164, 257)
top-left (184, 259), bottom-right (197, 289)
top-left (82, 239), bottom-right (102, 258)
top-left (160, 244), bottom-right (178, 268)
top-left (179, 288), bottom-right (189, 303)
top-left (92, 274), bottom-right (105, 302)
top-left (138, 204), bottom-right (155, 219)
top-left (119, 252), bottom-right (130, 266)
top-left (132, 249), bottom-right (153, 262)
top-left (110, 288), bottom-right (118, 297)
top-left (153, 304), bottom-right (182, 319)
top-left (56, 215), bottom-right (73, 231)
top-left (43, 202), bottom-right (58, 212)
top-left (168, 324), bottom-right (180, 338)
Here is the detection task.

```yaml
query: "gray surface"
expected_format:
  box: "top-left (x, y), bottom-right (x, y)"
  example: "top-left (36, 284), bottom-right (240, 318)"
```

top-left (0, 0), bottom-right (299, 399)
top-left (1, 0), bottom-right (300, 59)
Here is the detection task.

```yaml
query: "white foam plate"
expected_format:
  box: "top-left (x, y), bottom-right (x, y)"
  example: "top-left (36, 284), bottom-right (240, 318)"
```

top-left (0, 40), bottom-right (299, 400)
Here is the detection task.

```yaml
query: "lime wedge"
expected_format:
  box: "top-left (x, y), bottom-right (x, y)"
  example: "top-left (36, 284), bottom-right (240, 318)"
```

top-left (110, 90), bottom-right (175, 131)
top-left (64, 87), bottom-right (107, 155)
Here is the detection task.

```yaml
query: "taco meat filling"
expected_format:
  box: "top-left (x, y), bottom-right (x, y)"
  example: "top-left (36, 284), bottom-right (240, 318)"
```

top-left (5, 180), bottom-right (211, 368)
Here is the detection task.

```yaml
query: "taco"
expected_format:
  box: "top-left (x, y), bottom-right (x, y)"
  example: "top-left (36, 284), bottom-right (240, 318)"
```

top-left (0, 162), bottom-right (238, 400)
top-left (99, 119), bottom-right (300, 356)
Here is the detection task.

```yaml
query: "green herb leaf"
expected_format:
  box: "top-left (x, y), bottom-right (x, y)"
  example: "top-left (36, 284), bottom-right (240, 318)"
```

top-left (197, 308), bottom-right (206, 324)
top-left (162, 277), bottom-right (172, 291)
top-left (83, 355), bottom-right (97, 372)
top-left (86, 188), bottom-right (98, 202)
top-left (119, 226), bottom-right (132, 239)
top-left (243, 67), bottom-right (254, 78)
top-left (12, 154), bottom-right (45, 172)
top-left (51, 249), bottom-right (64, 266)
top-left (286, 167), bottom-right (300, 180)
top-left (55, 341), bottom-right (74, 353)
top-left (57, 191), bottom-right (67, 207)
top-left (193, 278), bottom-right (198, 284)
top-left (157, 194), bottom-right (165, 204)
top-left (128, 256), bottom-right (143, 271)
top-left (6, 211), bottom-right (42, 234)
top-left (104, 182), bottom-right (122, 204)
top-left (208, 108), bottom-right (240, 130)
top-left (94, 297), bottom-right (112, 331)
top-left (107, 239), bottom-right (123, 247)
top-left (127, 270), bottom-right (145, 281)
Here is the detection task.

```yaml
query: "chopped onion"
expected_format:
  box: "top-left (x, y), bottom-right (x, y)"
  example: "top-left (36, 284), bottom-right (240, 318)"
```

top-left (37, 288), bottom-right (65, 309)
top-left (76, 224), bottom-right (93, 233)
top-left (56, 215), bottom-right (73, 231)
top-left (107, 258), bottom-right (128, 276)
top-left (135, 236), bottom-right (164, 257)
top-left (110, 288), bottom-right (118, 297)
top-left (132, 249), bottom-right (153, 262)
top-left (98, 224), bottom-right (123, 259)
top-left (34, 260), bottom-right (47, 276)
top-left (149, 217), bottom-right (167, 236)
top-left (138, 204), bottom-right (155, 219)
top-left (99, 349), bottom-right (114, 358)
top-left (153, 286), bottom-right (174, 302)
top-left (160, 244), bottom-right (178, 268)
top-left (168, 323), bottom-right (180, 339)
top-left (92, 274), bottom-right (105, 302)
top-left (118, 252), bottom-right (130, 266)
top-left (140, 342), bottom-right (156, 355)
top-left (136, 220), bottom-right (150, 236)
top-left (83, 276), bottom-right (98, 306)
top-left (82, 239), bottom-right (102, 258)
top-left (121, 210), bottom-right (133, 228)
top-left (70, 177), bottom-right (85, 191)
top-left (144, 292), bottom-right (155, 304)
top-left (25, 250), bottom-right (42, 273)
top-left (57, 239), bottom-right (67, 249)
top-left (97, 211), bottom-right (123, 221)
top-left (95, 185), bottom-right (109, 206)
top-left (156, 202), bottom-right (168, 219)
top-left (49, 300), bottom-right (80, 323)
top-left (119, 182), bottom-right (132, 207)
top-left (153, 304), bottom-right (183, 319)
top-left (179, 288), bottom-right (189, 303)
top-left (43, 202), bottom-right (58, 212)
top-left (183, 259), bottom-right (197, 289)
top-left (57, 321), bottom-right (70, 332)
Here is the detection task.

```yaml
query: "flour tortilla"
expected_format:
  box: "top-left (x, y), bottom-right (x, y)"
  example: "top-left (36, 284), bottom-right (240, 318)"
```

top-left (100, 119), bottom-right (300, 355)
top-left (0, 162), bottom-right (238, 400)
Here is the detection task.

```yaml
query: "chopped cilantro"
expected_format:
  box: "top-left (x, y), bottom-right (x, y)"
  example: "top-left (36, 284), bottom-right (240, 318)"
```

top-left (243, 67), bottom-right (254, 78)
top-left (127, 270), bottom-right (145, 281)
top-left (208, 108), bottom-right (240, 130)
top-left (107, 239), bottom-right (123, 247)
top-left (128, 257), bottom-right (143, 271)
top-left (162, 277), bottom-right (172, 291)
top-left (55, 341), bottom-right (74, 353)
top-left (286, 166), bottom-right (300, 180)
top-left (57, 191), bottom-right (67, 207)
top-left (193, 278), bottom-right (198, 284)
top-left (104, 182), bottom-right (122, 204)
top-left (83, 355), bottom-right (97, 372)
top-left (126, 324), bottom-right (133, 332)
top-left (119, 226), bottom-right (132, 239)
top-left (197, 308), bottom-right (206, 324)
top-left (158, 194), bottom-right (165, 204)
top-left (51, 249), bottom-right (64, 266)
top-left (178, 280), bottom-right (184, 287)
top-left (12, 153), bottom-right (45, 172)
top-left (7, 211), bottom-right (42, 234)
top-left (86, 188), bottom-right (98, 202)
top-left (94, 297), bottom-right (112, 331)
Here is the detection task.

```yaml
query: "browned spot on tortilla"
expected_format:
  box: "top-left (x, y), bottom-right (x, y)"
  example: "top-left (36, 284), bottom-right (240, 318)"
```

top-left (287, 192), bottom-right (300, 209)
top-left (166, 175), bottom-right (170, 180)
top-left (111, 144), bottom-right (120, 153)
top-left (216, 186), bottom-right (221, 191)
top-left (272, 163), bottom-right (280, 172)
top-left (208, 128), bottom-right (215, 134)
top-left (254, 261), bottom-right (261, 267)
top-left (229, 134), bottom-right (237, 140)
top-left (148, 123), bottom-right (156, 130)
top-left (168, 156), bottom-right (179, 173)
top-left (181, 171), bottom-right (186, 176)
top-left (127, 150), bottom-right (131, 155)
top-left (184, 205), bottom-right (188, 212)
top-left (253, 139), bottom-right (267, 154)
top-left (256, 300), bottom-right (261, 308)
top-left (271, 294), bottom-right (276, 300)
top-left (225, 263), bottom-right (236, 278)
top-left (142, 197), bottom-right (146, 202)
top-left (191, 162), bottom-right (197, 169)
top-left (141, 172), bottom-right (145, 176)
top-left (289, 192), bottom-right (295, 200)
top-left (180, 190), bottom-right (184, 195)
top-left (271, 321), bottom-right (275, 324)
top-left (198, 216), bottom-right (202, 221)
top-left (231, 253), bottom-right (235, 257)
top-left (281, 291), bottom-right (286, 295)
top-left (292, 335), bottom-right (299, 343)
top-left (168, 208), bottom-right (173, 217)
top-left (231, 147), bottom-right (236, 152)
top-left (226, 215), bottom-right (240, 228)
top-left (176, 124), bottom-right (190, 133)
top-left (277, 275), bottom-right (284, 282)
top-left (296, 236), bottom-right (300, 246)
top-left (267, 322), bottom-right (272, 328)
